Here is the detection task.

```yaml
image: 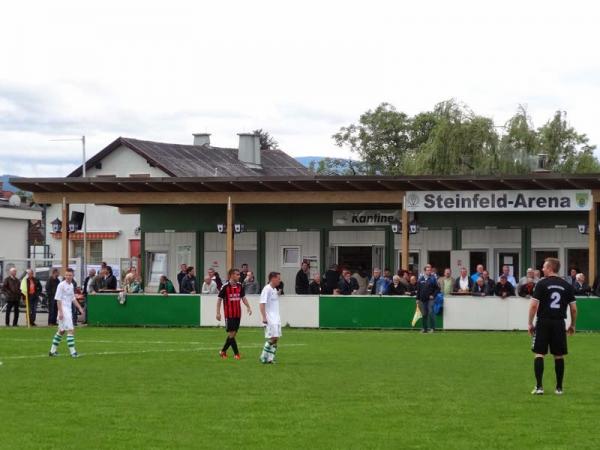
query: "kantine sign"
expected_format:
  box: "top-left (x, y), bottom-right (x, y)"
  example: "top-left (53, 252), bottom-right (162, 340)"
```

top-left (404, 190), bottom-right (592, 212)
top-left (333, 210), bottom-right (401, 226)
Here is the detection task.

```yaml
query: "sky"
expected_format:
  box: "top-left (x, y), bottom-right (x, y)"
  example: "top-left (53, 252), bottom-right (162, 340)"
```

top-left (1, 0), bottom-right (599, 177)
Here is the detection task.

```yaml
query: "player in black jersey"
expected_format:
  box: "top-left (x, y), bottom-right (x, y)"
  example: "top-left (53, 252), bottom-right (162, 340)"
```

top-left (528, 257), bottom-right (577, 395)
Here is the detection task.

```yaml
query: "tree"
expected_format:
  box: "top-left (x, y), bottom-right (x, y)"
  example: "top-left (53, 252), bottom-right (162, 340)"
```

top-left (309, 158), bottom-right (368, 175)
top-left (253, 129), bottom-right (279, 150)
top-left (332, 103), bottom-right (414, 175)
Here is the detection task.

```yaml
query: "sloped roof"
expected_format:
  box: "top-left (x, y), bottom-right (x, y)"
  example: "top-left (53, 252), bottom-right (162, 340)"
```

top-left (68, 137), bottom-right (310, 178)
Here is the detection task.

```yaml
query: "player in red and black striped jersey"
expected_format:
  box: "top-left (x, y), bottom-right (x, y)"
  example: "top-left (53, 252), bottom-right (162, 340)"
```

top-left (216, 268), bottom-right (252, 359)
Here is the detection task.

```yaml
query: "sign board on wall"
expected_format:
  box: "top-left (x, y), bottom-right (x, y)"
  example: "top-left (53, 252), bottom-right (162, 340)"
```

top-left (333, 210), bottom-right (401, 227)
top-left (404, 190), bottom-right (592, 212)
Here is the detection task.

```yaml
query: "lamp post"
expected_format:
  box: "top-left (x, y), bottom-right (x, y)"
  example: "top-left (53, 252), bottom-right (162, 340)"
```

top-left (50, 136), bottom-right (86, 281)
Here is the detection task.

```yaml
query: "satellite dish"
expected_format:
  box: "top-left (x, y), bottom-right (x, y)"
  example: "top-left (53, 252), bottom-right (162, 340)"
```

top-left (8, 195), bottom-right (21, 207)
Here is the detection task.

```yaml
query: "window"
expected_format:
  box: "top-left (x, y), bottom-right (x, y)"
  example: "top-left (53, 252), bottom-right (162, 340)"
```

top-left (566, 249), bottom-right (588, 278)
top-left (281, 246), bottom-right (300, 267)
top-left (147, 252), bottom-right (168, 285)
top-left (469, 251), bottom-right (487, 274)
top-left (72, 240), bottom-right (103, 265)
top-left (428, 251), bottom-right (450, 273)
top-left (533, 250), bottom-right (558, 272)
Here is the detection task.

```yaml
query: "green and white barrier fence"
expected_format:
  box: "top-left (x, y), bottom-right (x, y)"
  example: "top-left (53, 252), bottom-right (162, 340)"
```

top-left (86, 294), bottom-right (600, 331)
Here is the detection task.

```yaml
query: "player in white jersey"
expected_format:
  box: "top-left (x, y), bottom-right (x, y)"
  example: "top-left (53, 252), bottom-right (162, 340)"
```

top-left (49, 268), bottom-right (84, 358)
top-left (259, 271), bottom-right (282, 364)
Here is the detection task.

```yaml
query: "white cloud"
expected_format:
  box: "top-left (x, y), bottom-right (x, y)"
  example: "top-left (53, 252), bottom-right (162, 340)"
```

top-left (1, 0), bottom-right (599, 176)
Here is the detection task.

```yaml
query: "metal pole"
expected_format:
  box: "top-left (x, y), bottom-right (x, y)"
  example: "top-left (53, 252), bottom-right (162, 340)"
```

top-left (82, 135), bottom-right (86, 284)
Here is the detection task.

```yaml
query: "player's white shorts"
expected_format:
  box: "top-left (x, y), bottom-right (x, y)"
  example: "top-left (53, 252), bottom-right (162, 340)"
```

top-left (58, 310), bottom-right (74, 331)
top-left (265, 322), bottom-right (282, 339)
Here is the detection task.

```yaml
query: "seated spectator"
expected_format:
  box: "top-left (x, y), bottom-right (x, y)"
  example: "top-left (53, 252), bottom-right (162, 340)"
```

top-left (453, 267), bottom-right (473, 294)
top-left (158, 275), bottom-right (176, 295)
top-left (470, 264), bottom-right (484, 283)
top-left (518, 278), bottom-right (536, 298)
top-left (495, 275), bottom-right (515, 298)
top-left (309, 273), bottom-right (323, 295)
top-left (438, 268), bottom-right (454, 296)
top-left (201, 275), bottom-right (218, 294)
top-left (406, 275), bottom-right (418, 296)
top-left (497, 265), bottom-right (516, 287)
top-left (518, 268), bottom-right (538, 291)
top-left (242, 271), bottom-right (259, 294)
top-left (472, 277), bottom-right (492, 297)
top-left (123, 272), bottom-right (142, 293)
top-left (574, 273), bottom-right (591, 296)
top-left (338, 270), bottom-right (359, 295)
top-left (387, 275), bottom-right (406, 295)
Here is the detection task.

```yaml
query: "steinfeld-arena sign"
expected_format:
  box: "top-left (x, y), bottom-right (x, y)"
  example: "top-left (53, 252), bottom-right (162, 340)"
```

top-left (404, 190), bottom-right (592, 212)
top-left (333, 210), bottom-right (401, 226)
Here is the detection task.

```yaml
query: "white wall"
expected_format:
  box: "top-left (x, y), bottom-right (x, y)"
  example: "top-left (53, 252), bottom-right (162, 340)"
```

top-left (0, 217), bottom-right (29, 259)
top-left (394, 229), bottom-right (453, 271)
top-left (265, 231), bottom-right (320, 292)
top-left (86, 145), bottom-right (169, 177)
top-left (201, 294), bottom-right (319, 328)
top-left (462, 228), bottom-right (521, 275)
top-left (45, 203), bottom-right (140, 264)
top-left (203, 232), bottom-right (258, 275)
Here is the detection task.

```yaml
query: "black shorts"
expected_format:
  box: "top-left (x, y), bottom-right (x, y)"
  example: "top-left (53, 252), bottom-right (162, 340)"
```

top-left (532, 318), bottom-right (567, 356)
top-left (225, 317), bottom-right (241, 332)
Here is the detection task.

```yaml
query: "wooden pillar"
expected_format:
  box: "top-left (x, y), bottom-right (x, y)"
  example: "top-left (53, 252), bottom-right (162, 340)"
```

top-left (226, 196), bottom-right (235, 271)
top-left (589, 196), bottom-right (596, 286)
top-left (61, 197), bottom-right (69, 275)
top-left (401, 206), bottom-right (409, 270)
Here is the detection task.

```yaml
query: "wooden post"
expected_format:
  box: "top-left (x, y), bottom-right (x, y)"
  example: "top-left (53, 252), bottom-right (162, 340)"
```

top-left (401, 205), bottom-right (409, 270)
top-left (226, 196), bottom-right (235, 271)
top-left (61, 197), bottom-right (69, 275)
top-left (589, 195), bottom-right (596, 286)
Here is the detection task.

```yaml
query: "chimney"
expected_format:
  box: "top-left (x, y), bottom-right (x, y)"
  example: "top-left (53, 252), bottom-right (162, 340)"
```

top-left (193, 133), bottom-right (211, 146)
top-left (237, 133), bottom-right (261, 167)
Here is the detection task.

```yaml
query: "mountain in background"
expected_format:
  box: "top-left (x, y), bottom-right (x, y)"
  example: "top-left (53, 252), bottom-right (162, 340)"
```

top-left (0, 175), bottom-right (20, 192)
top-left (295, 156), bottom-right (324, 168)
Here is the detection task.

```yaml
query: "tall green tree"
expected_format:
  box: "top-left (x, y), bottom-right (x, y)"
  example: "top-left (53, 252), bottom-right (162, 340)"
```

top-left (253, 129), bottom-right (280, 150)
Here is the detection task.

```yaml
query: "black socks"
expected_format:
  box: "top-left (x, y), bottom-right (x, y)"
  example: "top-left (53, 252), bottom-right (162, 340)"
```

top-left (555, 358), bottom-right (565, 390)
top-left (222, 337), bottom-right (239, 355)
top-left (534, 357), bottom-right (544, 388)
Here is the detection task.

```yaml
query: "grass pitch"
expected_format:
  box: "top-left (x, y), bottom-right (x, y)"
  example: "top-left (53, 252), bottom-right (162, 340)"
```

top-left (0, 327), bottom-right (598, 449)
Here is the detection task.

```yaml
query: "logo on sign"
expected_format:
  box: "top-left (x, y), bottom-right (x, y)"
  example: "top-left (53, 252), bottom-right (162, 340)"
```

top-left (576, 192), bottom-right (589, 208)
top-left (407, 194), bottom-right (420, 208)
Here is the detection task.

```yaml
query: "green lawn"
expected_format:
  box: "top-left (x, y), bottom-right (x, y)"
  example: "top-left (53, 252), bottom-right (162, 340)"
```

top-left (0, 327), bottom-right (598, 449)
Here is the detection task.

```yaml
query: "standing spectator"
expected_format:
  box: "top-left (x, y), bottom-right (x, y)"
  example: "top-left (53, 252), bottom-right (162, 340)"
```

top-left (201, 275), bottom-right (218, 294)
top-left (352, 266), bottom-right (369, 294)
top-left (208, 268), bottom-right (223, 290)
top-left (406, 275), bottom-right (418, 296)
top-left (471, 264), bottom-right (485, 283)
top-left (518, 268), bottom-right (538, 291)
top-left (565, 268), bottom-right (577, 287)
top-left (338, 270), bottom-right (359, 295)
top-left (416, 264), bottom-right (440, 333)
top-left (46, 268), bottom-right (61, 326)
top-left (574, 273), bottom-right (591, 296)
top-left (90, 267), bottom-right (106, 293)
top-left (158, 275), bottom-right (176, 295)
top-left (472, 277), bottom-right (491, 297)
top-left (309, 273), bottom-right (323, 295)
top-left (323, 264), bottom-right (340, 295)
top-left (83, 268), bottom-right (95, 296)
top-left (104, 266), bottom-right (118, 290)
top-left (23, 269), bottom-right (42, 326)
top-left (498, 265), bottom-right (517, 288)
top-left (242, 271), bottom-right (259, 295)
top-left (295, 261), bottom-right (310, 294)
top-left (454, 267), bottom-right (473, 293)
top-left (2, 267), bottom-right (21, 327)
top-left (367, 268), bottom-right (382, 295)
top-left (534, 269), bottom-right (542, 280)
top-left (518, 278), bottom-right (536, 298)
top-left (181, 267), bottom-right (199, 294)
top-left (387, 275), bottom-right (406, 295)
top-left (482, 270), bottom-right (495, 293)
top-left (240, 263), bottom-right (249, 283)
top-left (177, 263), bottom-right (188, 293)
top-left (438, 268), bottom-right (454, 295)
top-left (495, 275), bottom-right (515, 298)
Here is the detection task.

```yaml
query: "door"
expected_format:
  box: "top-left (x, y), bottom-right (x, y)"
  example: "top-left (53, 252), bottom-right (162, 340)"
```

top-left (566, 248), bottom-right (588, 278)
top-left (497, 252), bottom-right (519, 279)
top-left (428, 251), bottom-right (450, 273)
top-left (533, 250), bottom-right (558, 272)
top-left (325, 246), bottom-right (337, 270)
top-left (338, 246), bottom-right (372, 273)
top-left (469, 251), bottom-right (487, 275)
top-left (129, 239), bottom-right (141, 260)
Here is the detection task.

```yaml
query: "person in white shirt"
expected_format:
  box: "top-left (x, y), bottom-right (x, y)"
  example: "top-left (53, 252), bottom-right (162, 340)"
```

top-left (453, 267), bottom-right (473, 293)
top-left (259, 271), bottom-right (282, 364)
top-left (49, 268), bottom-right (84, 358)
top-left (201, 276), bottom-right (218, 294)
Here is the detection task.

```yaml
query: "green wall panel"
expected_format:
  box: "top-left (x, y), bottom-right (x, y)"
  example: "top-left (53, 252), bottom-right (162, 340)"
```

top-left (319, 295), bottom-right (442, 329)
top-left (575, 297), bottom-right (600, 331)
top-left (87, 294), bottom-right (201, 327)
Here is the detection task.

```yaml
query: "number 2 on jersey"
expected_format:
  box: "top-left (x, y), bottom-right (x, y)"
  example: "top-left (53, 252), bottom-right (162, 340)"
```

top-left (550, 292), bottom-right (561, 309)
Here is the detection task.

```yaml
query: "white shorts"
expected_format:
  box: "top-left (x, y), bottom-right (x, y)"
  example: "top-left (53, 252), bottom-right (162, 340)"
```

top-left (58, 311), bottom-right (74, 331)
top-left (265, 323), bottom-right (282, 339)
